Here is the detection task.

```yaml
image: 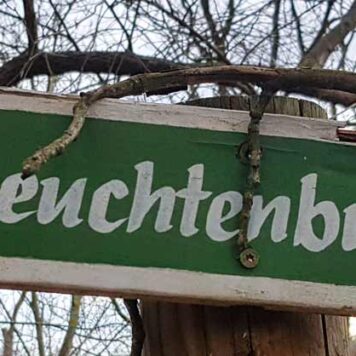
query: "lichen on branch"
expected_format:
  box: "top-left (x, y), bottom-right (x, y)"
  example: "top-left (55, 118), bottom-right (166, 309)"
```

top-left (22, 99), bottom-right (88, 178)
top-left (21, 65), bottom-right (356, 178)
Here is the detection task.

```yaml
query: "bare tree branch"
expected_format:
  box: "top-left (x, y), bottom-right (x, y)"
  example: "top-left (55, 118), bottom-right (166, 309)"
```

top-left (270, 0), bottom-right (281, 67)
top-left (290, 0), bottom-right (305, 54)
top-left (0, 51), bottom-right (182, 86)
top-left (111, 299), bottom-right (130, 324)
top-left (58, 295), bottom-right (81, 356)
top-left (142, 0), bottom-right (229, 64)
top-left (307, 0), bottom-right (336, 54)
top-left (1, 292), bottom-right (26, 356)
top-left (22, 0), bottom-right (38, 53)
top-left (201, 0), bottom-right (219, 45)
top-left (21, 64), bottom-right (356, 177)
top-left (222, 0), bottom-right (235, 38)
top-left (29, 292), bottom-right (46, 356)
top-left (300, 0), bottom-right (356, 67)
top-left (48, 0), bottom-right (80, 52)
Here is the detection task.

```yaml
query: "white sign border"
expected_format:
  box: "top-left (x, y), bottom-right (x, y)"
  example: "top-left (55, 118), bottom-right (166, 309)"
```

top-left (0, 87), bottom-right (342, 142)
top-left (0, 256), bottom-right (355, 316)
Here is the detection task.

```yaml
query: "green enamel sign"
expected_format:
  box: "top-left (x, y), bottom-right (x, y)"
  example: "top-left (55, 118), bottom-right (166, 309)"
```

top-left (0, 90), bottom-right (354, 314)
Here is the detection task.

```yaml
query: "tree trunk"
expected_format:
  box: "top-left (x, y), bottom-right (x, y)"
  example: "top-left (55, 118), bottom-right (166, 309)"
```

top-left (141, 96), bottom-right (351, 356)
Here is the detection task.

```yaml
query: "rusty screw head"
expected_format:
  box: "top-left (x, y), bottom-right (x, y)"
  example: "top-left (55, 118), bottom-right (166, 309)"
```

top-left (239, 248), bottom-right (259, 269)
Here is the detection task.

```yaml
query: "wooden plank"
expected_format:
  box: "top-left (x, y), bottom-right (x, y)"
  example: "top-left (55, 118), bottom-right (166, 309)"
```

top-left (323, 315), bottom-right (351, 356)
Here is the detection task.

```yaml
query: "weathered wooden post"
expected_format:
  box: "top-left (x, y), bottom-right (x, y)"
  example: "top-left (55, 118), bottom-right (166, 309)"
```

top-left (142, 96), bottom-right (351, 356)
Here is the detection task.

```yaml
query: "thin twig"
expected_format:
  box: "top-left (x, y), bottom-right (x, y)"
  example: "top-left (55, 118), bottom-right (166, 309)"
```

top-left (237, 90), bottom-right (274, 252)
top-left (111, 299), bottom-right (130, 323)
top-left (22, 98), bottom-right (88, 178)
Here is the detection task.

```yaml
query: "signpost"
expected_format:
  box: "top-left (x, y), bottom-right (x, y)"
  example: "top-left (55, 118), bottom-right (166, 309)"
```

top-left (0, 88), bottom-right (354, 317)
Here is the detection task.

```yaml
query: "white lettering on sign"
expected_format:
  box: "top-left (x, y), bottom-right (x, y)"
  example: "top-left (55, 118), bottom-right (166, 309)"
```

top-left (0, 162), bottom-right (353, 252)
top-left (0, 174), bottom-right (38, 223)
top-left (206, 191), bottom-right (242, 242)
top-left (177, 164), bottom-right (212, 237)
top-left (248, 196), bottom-right (290, 243)
top-left (342, 204), bottom-right (356, 251)
top-left (38, 177), bottom-right (86, 228)
top-left (127, 161), bottom-right (175, 233)
top-left (89, 180), bottom-right (129, 233)
top-left (294, 174), bottom-right (340, 252)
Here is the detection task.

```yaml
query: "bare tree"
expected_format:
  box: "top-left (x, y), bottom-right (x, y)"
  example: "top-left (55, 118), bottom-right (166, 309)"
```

top-left (1, 0), bottom-right (356, 355)
top-left (0, 0), bottom-right (355, 105)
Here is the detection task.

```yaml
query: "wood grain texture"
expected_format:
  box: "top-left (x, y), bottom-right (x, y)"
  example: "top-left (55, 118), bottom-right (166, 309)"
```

top-left (142, 303), bottom-right (352, 356)
top-left (248, 309), bottom-right (325, 355)
top-left (324, 315), bottom-right (351, 356)
top-left (142, 303), bottom-right (254, 356)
